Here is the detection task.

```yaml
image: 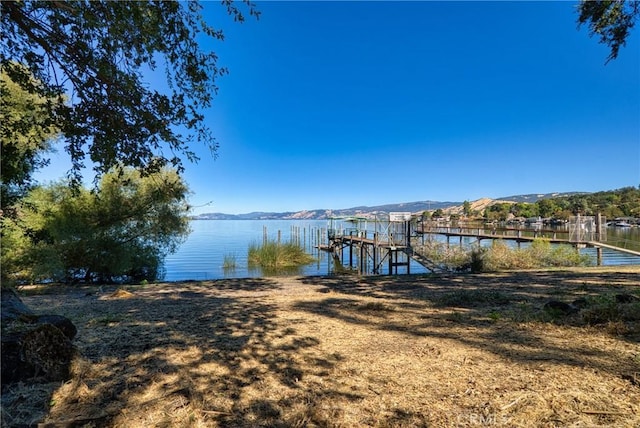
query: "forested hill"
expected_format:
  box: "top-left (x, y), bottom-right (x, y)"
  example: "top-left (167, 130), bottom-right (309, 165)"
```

top-left (193, 188), bottom-right (639, 220)
top-left (495, 192), bottom-right (585, 203)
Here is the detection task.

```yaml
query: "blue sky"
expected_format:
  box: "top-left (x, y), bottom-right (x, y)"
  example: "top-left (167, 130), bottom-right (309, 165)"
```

top-left (38, 1), bottom-right (640, 215)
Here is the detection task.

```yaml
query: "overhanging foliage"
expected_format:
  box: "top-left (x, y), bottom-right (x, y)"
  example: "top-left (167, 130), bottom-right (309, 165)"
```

top-left (1, 0), bottom-right (259, 184)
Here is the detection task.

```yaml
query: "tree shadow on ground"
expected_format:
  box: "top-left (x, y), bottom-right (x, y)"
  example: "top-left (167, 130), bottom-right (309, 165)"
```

top-left (169, 277), bottom-right (284, 293)
top-left (299, 271), bottom-right (640, 377)
top-left (4, 271), bottom-right (638, 427)
top-left (5, 280), bottom-right (356, 427)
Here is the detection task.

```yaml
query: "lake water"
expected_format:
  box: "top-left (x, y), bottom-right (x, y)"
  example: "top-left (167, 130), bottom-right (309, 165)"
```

top-left (163, 219), bottom-right (434, 281)
top-left (163, 220), bottom-right (332, 281)
top-left (163, 220), bottom-right (640, 282)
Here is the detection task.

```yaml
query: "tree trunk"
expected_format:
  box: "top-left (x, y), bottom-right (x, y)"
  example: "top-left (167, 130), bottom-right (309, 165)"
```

top-left (1, 287), bottom-right (77, 384)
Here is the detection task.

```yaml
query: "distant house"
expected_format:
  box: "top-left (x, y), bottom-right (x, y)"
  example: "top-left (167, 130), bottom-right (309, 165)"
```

top-left (525, 217), bottom-right (543, 225)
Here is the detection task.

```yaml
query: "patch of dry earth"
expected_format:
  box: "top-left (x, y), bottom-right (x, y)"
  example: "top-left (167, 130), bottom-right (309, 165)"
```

top-left (2, 267), bottom-right (639, 427)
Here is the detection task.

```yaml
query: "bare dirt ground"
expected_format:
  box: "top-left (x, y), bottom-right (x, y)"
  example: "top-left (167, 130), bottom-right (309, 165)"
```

top-left (2, 266), bottom-right (639, 427)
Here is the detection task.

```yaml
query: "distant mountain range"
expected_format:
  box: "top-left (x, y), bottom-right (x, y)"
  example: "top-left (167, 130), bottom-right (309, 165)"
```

top-left (192, 192), bottom-right (585, 220)
top-left (193, 200), bottom-right (457, 221)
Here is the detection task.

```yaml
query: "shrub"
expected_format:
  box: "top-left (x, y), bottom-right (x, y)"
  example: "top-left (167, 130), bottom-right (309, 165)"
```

top-left (413, 241), bottom-right (471, 271)
top-left (415, 238), bottom-right (591, 273)
top-left (545, 244), bottom-right (592, 267)
top-left (469, 246), bottom-right (488, 272)
top-left (479, 239), bottom-right (592, 271)
top-left (2, 168), bottom-right (190, 285)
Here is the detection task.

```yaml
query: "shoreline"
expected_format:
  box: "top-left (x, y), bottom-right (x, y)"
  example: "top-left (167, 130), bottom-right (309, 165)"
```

top-left (18, 264), bottom-right (640, 292)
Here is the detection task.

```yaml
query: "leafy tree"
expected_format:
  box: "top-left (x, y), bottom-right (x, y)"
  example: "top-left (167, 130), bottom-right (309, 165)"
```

top-left (567, 195), bottom-right (591, 215)
top-left (601, 204), bottom-right (625, 219)
top-left (617, 186), bottom-right (640, 216)
top-left (480, 188), bottom-right (638, 221)
top-left (484, 203), bottom-right (512, 221)
top-left (536, 198), bottom-right (560, 218)
top-left (578, 0), bottom-right (640, 62)
top-left (527, 187), bottom-right (640, 219)
top-left (432, 208), bottom-right (445, 219)
top-left (0, 65), bottom-right (61, 212)
top-left (509, 202), bottom-right (539, 219)
top-left (2, 168), bottom-right (191, 284)
top-left (462, 200), bottom-right (472, 217)
top-left (1, 0), bottom-right (259, 184)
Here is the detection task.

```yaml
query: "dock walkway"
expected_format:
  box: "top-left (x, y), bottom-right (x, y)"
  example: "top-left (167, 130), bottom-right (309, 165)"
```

top-left (417, 225), bottom-right (640, 257)
top-left (323, 216), bottom-right (638, 276)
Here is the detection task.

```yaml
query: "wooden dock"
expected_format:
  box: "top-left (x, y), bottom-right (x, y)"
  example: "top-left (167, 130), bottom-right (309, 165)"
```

top-left (417, 225), bottom-right (578, 243)
top-left (323, 216), bottom-right (639, 276)
top-left (326, 235), bottom-right (419, 275)
top-left (416, 225), bottom-right (640, 257)
top-left (586, 241), bottom-right (640, 257)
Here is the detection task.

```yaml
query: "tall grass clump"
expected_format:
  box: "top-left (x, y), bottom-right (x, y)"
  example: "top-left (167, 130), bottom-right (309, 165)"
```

top-left (414, 239), bottom-right (592, 273)
top-left (479, 239), bottom-right (592, 271)
top-left (248, 239), bottom-right (315, 272)
top-left (222, 253), bottom-right (237, 270)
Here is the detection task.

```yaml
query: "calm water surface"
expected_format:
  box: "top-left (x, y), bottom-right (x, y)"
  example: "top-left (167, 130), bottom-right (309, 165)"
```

top-left (163, 220), bottom-right (640, 282)
top-left (163, 220), bottom-right (332, 281)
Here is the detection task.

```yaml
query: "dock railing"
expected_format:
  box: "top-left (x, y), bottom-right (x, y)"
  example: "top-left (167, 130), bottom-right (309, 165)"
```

top-left (328, 215), bottom-right (411, 247)
top-left (416, 216), bottom-right (607, 245)
top-left (416, 223), bottom-right (569, 241)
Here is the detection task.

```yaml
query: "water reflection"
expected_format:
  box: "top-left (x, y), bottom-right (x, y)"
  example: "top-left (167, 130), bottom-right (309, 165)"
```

top-left (164, 220), bottom-right (640, 282)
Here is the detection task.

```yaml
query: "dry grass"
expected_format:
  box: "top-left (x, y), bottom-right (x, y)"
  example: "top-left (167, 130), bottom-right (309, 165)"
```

top-left (2, 266), bottom-right (639, 427)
